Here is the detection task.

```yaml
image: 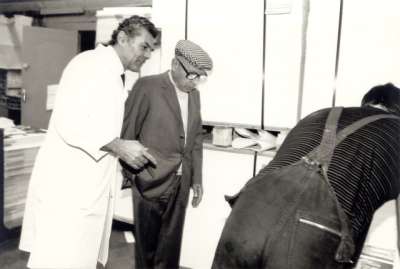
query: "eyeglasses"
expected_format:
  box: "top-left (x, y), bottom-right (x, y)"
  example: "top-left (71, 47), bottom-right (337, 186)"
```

top-left (177, 58), bottom-right (207, 81)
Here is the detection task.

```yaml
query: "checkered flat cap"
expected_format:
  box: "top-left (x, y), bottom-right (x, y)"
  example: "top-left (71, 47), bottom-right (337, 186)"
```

top-left (175, 40), bottom-right (213, 71)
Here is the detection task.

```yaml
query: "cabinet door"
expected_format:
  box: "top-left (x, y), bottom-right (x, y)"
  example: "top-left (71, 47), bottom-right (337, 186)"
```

top-left (335, 0), bottom-right (400, 107)
top-left (21, 26), bottom-right (77, 129)
top-left (301, 0), bottom-right (340, 118)
top-left (187, 0), bottom-right (264, 127)
top-left (180, 149), bottom-right (255, 269)
top-left (263, 0), bottom-right (305, 129)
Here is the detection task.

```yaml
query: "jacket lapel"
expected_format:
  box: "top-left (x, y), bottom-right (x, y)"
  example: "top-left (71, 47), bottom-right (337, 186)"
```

top-left (187, 92), bottom-right (197, 139)
top-left (161, 72), bottom-right (184, 128)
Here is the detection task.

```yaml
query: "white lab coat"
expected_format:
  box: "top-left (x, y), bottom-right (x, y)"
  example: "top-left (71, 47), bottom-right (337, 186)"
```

top-left (19, 45), bottom-right (127, 269)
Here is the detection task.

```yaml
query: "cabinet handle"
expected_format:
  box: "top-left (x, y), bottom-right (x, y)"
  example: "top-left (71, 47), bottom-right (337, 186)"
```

top-left (21, 88), bottom-right (26, 103)
top-left (22, 63), bottom-right (30, 70)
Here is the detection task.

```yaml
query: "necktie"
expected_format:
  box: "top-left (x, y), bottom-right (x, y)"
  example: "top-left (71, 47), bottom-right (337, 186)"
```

top-left (121, 74), bottom-right (126, 86)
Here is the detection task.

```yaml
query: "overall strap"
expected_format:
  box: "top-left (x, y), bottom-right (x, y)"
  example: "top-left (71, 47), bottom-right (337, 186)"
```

top-left (307, 110), bottom-right (400, 167)
top-left (307, 107), bottom-right (343, 164)
top-left (335, 114), bottom-right (400, 145)
top-left (316, 107), bottom-right (343, 163)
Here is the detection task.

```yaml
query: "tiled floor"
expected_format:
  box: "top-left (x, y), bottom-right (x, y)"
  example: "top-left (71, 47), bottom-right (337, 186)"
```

top-left (0, 221), bottom-right (135, 269)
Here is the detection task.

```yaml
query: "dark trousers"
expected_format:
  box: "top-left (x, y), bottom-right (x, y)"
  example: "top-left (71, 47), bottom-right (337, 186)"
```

top-left (132, 175), bottom-right (187, 269)
top-left (212, 162), bottom-right (355, 269)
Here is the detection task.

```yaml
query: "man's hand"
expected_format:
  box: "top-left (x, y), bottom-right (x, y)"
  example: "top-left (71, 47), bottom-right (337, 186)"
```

top-left (119, 140), bottom-right (157, 169)
top-left (102, 138), bottom-right (157, 170)
top-left (191, 183), bottom-right (203, 208)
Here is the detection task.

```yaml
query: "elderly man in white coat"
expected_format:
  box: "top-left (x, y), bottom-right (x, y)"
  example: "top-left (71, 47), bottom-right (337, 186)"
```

top-left (19, 15), bottom-right (159, 269)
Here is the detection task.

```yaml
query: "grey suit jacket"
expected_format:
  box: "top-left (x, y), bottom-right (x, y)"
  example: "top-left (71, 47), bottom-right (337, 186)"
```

top-left (121, 71), bottom-right (203, 202)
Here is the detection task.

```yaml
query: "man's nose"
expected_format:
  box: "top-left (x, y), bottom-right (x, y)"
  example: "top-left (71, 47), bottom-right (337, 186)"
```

top-left (144, 49), bottom-right (152, 59)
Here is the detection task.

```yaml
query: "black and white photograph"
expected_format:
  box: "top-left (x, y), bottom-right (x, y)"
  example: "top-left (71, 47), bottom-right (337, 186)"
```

top-left (0, 0), bottom-right (399, 268)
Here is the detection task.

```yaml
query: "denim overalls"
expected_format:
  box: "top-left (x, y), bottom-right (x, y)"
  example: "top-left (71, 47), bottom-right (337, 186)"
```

top-left (212, 107), bottom-right (399, 269)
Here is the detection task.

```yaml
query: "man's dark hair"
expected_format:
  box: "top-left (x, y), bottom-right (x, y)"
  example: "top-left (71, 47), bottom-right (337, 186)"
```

top-left (361, 83), bottom-right (400, 116)
top-left (109, 15), bottom-right (159, 45)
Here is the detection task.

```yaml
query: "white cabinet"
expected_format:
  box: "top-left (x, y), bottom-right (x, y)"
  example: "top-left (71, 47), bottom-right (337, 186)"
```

top-left (153, 0), bottom-right (334, 129)
top-left (301, 0), bottom-right (340, 118)
top-left (180, 148), bottom-right (255, 269)
top-left (187, 0), bottom-right (264, 128)
top-left (356, 200), bottom-right (400, 268)
top-left (264, 0), bottom-right (305, 129)
top-left (113, 188), bottom-right (134, 225)
top-left (335, 0), bottom-right (400, 107)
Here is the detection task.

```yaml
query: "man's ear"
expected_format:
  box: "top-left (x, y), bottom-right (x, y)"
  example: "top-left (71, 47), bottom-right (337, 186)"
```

top-left (116, 31), bottom-right (128, 46)
top-left (171, 58), bottom-right (178, 71)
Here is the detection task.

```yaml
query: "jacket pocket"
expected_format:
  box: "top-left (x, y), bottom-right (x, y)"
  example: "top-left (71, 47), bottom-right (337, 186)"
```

top-left (288, 211), bottom-right (345, 269)
top-left (298, 218), bottom-right (341, 237)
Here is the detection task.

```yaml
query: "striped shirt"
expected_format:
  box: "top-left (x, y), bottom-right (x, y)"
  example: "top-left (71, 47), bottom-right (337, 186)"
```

top-left (259, 107), bottom-right (400, 247)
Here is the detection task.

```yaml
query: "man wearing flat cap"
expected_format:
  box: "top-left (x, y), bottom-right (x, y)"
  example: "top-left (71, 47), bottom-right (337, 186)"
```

top-left (121, 40), bottom-right (213, 268)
